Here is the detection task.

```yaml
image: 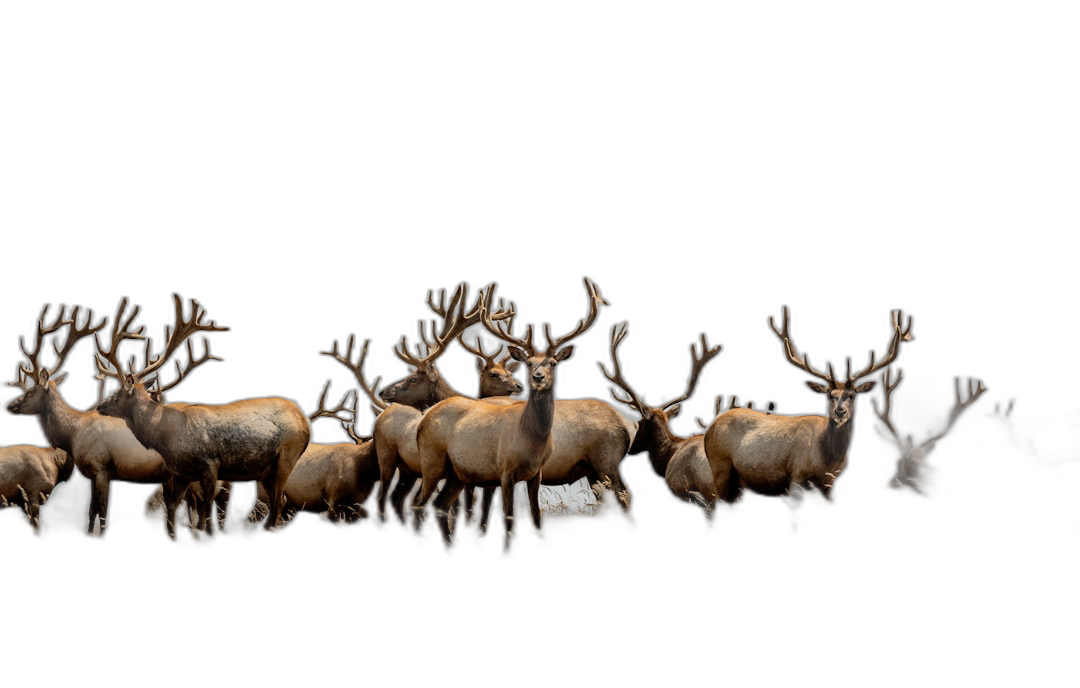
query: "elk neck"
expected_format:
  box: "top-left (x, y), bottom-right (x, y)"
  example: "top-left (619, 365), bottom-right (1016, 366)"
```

top-left (818, 413), bottom-right (856, 470)
top-left (124, 395), bottom-right (184, 457)
top-left (53, 449), bottom-right (75, 483)
top-left (37, 389), bottom-right (84, 454)
top-left (634, 417), bottom-right (684, 477)
top-left (429, 376), bottom-right (461, 407)
top-left (519, 386), bottom-right (556, 439)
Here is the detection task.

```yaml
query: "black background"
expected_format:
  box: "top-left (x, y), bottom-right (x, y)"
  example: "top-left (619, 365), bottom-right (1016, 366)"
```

top-left (4, 34), bottom-right (1075, 673)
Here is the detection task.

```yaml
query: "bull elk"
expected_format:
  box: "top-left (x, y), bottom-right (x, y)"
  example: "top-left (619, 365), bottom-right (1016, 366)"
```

top-left (6, 304), bottom-right (172, 535)
top-left (872, 368), bottom-right (986, 493)
top-left (322, 283), bottom-right (517, 522)
top-left (704, 306), bottom-right (914, 501)
top-left (95, 294), bottom-right (310, 535)
top-left (600, 323), bottom-right (723, 515)
top-left (415, 277), bottom-right (608, 546)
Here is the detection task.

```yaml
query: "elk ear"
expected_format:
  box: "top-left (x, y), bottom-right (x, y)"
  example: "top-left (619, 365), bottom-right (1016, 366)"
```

top-left (52, 372), bottom-right (68, 386)
top-left (554, 346), bottom-right (574, 362)
top-left (806, 381), bottom-right (829, 394)
top-left (666, 404), bottom-right (682, 418)
top-left (508, 346), bottom-right (529, 362)
top-left (854, 380), bottom-right (876, 394)
top-left (476, 358), bottom-right (485, 372)
top-left (37, 370), bottom-right (50, 386)
top-left (507, 361), bottom-right (520, 373)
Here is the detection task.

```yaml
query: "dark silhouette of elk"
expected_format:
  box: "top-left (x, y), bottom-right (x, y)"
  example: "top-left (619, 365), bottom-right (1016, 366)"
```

top-left (415, 278), bottom-right (608, 546)
top-left (599, 323), bottom-right (722, 515)
top-left (704, 306), bottom-right (914, 502)
top-left (322, 283), bottom-right (517, 523)
top-left (95, 295), bottom-right (310, 536)
top-left (0, 444), bottom-right (74, 530)
top-left (6, 304), bottom-right (172, 536)
top-left (246, 381), bottom-right (379, 525)
top-left (872, 368), bottom-right (986, 493)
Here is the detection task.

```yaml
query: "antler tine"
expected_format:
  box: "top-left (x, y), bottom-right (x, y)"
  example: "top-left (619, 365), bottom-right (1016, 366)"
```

top-left (458, 334), bottom-right (499, 365)
top-left (8, 365), bottom-right (32, 392)
top-left (543, 277), bottom-right (608, 353)
top-left (308, 379), bottom-right (357, 422)
top-left (870, 367), bottom-right (904, 447)
top-left (661, 332), bottom-right (723, 411)
top-left (136, 294), bottom-right (228, 383)
top-left (480, 283), bottom-right (533, 353)
top-left (848, 309), bottom-right (915, 383)
top-left (17, 304), bottom-right (71, 381)
top-left (94, 297), bottom-right (146, 383)
top-left (47, 306), bottom-right (107, 378)
top-left (923, 376), bottom-right (987, 448)
top-left (597, 322), bottom-right (649, 416)
top-left (321, 336), bottom-right (389, 411)
top-left (151, 338), bottom-right (223, 395)
top-left (768, 305), bottom-right (834, 383)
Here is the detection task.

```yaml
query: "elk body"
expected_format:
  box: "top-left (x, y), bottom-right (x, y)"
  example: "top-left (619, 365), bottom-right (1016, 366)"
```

top-left (96, 295), bottom-right (310, 535)
top-left (0, 445), bottom-right (74, 530)
top-left (323, 284), bottom-right (519, 523)
top-left (704, 306), bottom-right (914, 501)
top-left (415, 278), bottom-right (607, 545)
top-left (6, 305), bottom-right (172, 535)
top-left (872, 368), bottom-right (986, 493)
top-left (600, 324), bottom-right (722, 515)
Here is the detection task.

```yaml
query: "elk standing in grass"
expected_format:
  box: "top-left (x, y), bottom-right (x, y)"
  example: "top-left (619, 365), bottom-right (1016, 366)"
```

top-left (872, 368), bottom-right (986, 493)
top-left (600, 323), bottom-right (723, 516)
top-left (0, 444), bottom-right (74, 530)
top-left (704, 306), bottom-right (914, 502)
top-left (415, 278), bottom-right (608, 546)
top-left (6, 304), bottom-right (169, 536)
top-left (323, 284), bottom-right (518, 523)
top-left (95, 295), bottom-right (310, 536)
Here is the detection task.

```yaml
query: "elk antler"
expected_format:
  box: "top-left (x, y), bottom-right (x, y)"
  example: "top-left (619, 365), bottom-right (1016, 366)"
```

top-left (398, 282), bottom-right (515, 370)
top-left (871, 368), bottom-right (908, 450)
top-left (309, 380), bottom-right (369, 442)
top-left (597, 323), bottom-right (650, 416)
top-left (13, 304), bottom-right (107, 388)
top-left (94, 297), bottom-right (147, 384)
top-left (846, 309), bottom-right (914, 384)
top-left (543, 277), bottom-right (608, 354)
top-left (96, 295), bottom-right (226, 390)
top-left (660, 333), bottom-right (722, 411)
top-left (458, 333), bottom-right (501, 368)
top-left (769, 305), bottom-right (835, 384)
top-left (922, 377), bottom-right (986, 451)
top-left (322, 335), bottom-right (388, 414)
top-left (480, 284), bottom-right (535, 354)
top-left (143, 338), bottom-right (223, 395)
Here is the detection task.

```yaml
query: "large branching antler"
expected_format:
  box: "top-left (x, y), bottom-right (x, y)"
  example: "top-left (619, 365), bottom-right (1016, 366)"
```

top-left (922, 377), bottom-right (987, 451)
top-left (458, 333), bottom-right (501, 368)
top-left (322, 335), bottom-right (388, 414)
top-left (597, 323), bottom-right (650, 416)
top-left (309, 380), bottom-right (369, 443)
top-left (770, 305), bottom-right (914, 387)
top-left (397, 282), bottom-right (516, 370)
top-left (480, 283), bottom-right (534, 354)
top-left (13, 304), bottom-right (106, 386)
top-left (94, 297), bottom-right (146, 384)
top-left (96, 295), bottom-right (227, 393)
top-left (543, 277), bottom-right (608, 354)
top-left (660, 333), bottom-right (722, 411)
top-left (871, 368), bottom-right (909, 450)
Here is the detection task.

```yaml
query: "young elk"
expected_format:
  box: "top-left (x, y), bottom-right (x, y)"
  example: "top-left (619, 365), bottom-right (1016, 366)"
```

top-left (872, 368), bottom-right (986, 494)
top-left (704, 306), bottom-right (914, 501)
top-left (415, 278), bottom-right (608, 546)
top-left (600, 323), bottom-right (723, 516)
top-left (322, 283), bottom-right (517, 523)
top-left (6, 304), bottom-right (170, 536)
top-left (0, 444), bottom-right (74, 530)
top-left (95, 295), bottom-right (310, 536)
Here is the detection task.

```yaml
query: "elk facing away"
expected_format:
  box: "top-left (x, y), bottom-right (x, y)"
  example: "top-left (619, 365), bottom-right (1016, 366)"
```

top-left (600, 323), bottom-right (723, 516)
top-left (415, 278), bottom-right (608, 546)
top-left (0, 444), bottom-right (74, 530)
top-left (96, 295), bottom-right (310, 535)
top-left (6, 304), bottom-right (171, 535)
top-left (704, 306), bottom-right (914, 501)
top-left (872, 368), bottom-right (986, 494)
top-left (322, 283), bottom-right (518, 523)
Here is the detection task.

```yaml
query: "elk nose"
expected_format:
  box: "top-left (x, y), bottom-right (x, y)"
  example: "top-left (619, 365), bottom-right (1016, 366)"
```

top-left (835, 407), bottom-right (847, 417)
top-left (6, 400), bottom-right (18, 412)
top-left (531, 373), bottom-right (544, 384)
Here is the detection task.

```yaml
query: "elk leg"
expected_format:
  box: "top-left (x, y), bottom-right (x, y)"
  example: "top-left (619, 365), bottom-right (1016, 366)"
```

top-left (26, 495), bottom-right (41, 531)
top-left (198, 467), bottom-right (219, 535)
top-left (390, 471), bottom-right (417, 525)
top-left (263, 471), bottom-right (289, 530)
top-left (501, 475), bottom-right (515, 550)
top-left (605, 470), bottom-right (631, 512)
top-left (87, 472), bottom-right (102, 535)
top-left (93, 472), bottom-right (111, 536)
top-left (434, 477), bottom-right (465, 546)
top-left (215, 481), bottom-right (231, 531)
top-left (526, 476), bottom-right (541, 530)
top-left (248, 483), bottom-right (271, 524)
top-left (411, 470), bottom-right (441, 532)
top-left (162, 477), bottom-right (187, 540)
top-left (478, 487), bottom-right (495, 535)
top-left (463, 488), bottom-right (475, 523)
top-left (375, 442), bottom-right (398, 522)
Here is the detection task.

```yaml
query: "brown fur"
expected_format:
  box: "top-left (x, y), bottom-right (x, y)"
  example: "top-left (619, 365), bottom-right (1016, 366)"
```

top-left (0, 445), bottom-right (74, 530)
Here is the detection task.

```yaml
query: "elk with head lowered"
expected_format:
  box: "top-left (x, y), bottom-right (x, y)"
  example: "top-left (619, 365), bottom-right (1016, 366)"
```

top-left (704, 306), bottom-right (914, 502)
top-left (414, 278), bottom-right (608, 546)
top-left (95, 294), bottom-right (310, 535)
top-left (0, 442), bottom-right (74, 531)
top-left (600, 323), bottom-right (723, 516)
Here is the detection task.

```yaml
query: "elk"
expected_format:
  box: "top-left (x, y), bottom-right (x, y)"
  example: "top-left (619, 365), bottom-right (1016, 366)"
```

top-left (95, 294), bottom-right (310, 536)
top-left (704, 306), bottom-right (914, 501)
top-left (322, 283), bottom-right (517, 523)
top-left (414, 277), bottom-right (608, 546)
top-left (872, 368), bottom-right (986, 493)
top-left (0, 444), bottom-right (74, 530)
top-left (599, 323), bottom-right (723, 516)
top-left (6, 304), bottom-right (173, 536)
top-left (247, 381), bottom-right (379, 524)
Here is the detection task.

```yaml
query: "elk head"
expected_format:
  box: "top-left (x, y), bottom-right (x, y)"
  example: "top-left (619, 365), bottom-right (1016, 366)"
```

top-left (480, 278), bottom-right (607, 394)
top-left (7, 305), bottom-right (106, 415)
top-left (378, 282), bottom-right (515, 408)
top-left (95, 295), bottom-right (227, 418)
top-left (769, 305), bottom-right (914, 427)
top-left (458, 334), bottom-right (523, 397)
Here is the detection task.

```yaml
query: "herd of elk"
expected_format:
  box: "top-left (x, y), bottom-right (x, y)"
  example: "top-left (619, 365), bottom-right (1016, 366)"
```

top-left (0, 282), bottom-right (991, 545)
